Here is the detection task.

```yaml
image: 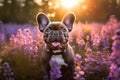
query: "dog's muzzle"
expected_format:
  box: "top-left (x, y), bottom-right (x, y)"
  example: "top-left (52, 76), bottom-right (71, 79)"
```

top-left (44, 30), bottom-right (68, 54)
top-left (44, 30), bottom-right (68, 47)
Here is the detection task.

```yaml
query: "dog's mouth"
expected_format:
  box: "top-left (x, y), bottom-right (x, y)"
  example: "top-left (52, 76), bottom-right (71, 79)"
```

top-left (47, 41), bottom-right (67, 50)
top-left (50, 42), bottom-right (66, 53)
top-left (51, 42), bottom-right (61, 47)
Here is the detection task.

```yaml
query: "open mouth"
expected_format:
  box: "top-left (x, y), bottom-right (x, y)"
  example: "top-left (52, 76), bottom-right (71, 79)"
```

top-left (51, 42), bottom-right (61, 47)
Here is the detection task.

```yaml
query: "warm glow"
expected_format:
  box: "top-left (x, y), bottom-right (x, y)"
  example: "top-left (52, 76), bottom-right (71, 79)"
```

top-left (34, 0), bottom-right (43, 6)
top-left (47, 13), bottom-right (55, 17)
top-left (82, 5), bottom-right (87, 10)
top-left (61, 0), bottom-right (80, 8)
top-left (48, 2), bottom-right (53, 6)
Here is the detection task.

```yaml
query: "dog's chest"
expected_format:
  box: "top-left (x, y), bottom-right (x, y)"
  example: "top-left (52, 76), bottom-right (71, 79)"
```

top-left (50, 55), bottom-right (68, 67)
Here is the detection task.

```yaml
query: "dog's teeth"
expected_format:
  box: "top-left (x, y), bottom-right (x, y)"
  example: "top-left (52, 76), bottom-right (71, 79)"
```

top-left (53, 50), bottom-right (62, 53)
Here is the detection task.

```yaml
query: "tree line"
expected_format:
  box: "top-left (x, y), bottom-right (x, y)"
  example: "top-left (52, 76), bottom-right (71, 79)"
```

top-left (0, 0), bottom-right (120, 24)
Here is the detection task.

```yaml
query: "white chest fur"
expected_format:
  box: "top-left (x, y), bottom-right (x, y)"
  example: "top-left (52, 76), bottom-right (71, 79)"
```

top-left (50, 55), bottom-right (68, 68)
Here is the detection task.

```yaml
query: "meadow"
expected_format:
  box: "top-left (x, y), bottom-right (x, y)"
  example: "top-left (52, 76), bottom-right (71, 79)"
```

top-left (0, 15), bottom-right (120, 80)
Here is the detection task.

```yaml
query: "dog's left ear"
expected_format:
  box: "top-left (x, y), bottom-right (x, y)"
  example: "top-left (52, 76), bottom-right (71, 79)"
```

top-left (62, 12), bottom-right (75, 32)
top-left (37, 12), bottom-right (50, 32)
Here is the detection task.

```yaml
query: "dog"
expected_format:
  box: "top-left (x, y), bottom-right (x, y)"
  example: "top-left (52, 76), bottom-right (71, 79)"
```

top-left (37, 12), bottom-right (76, 80)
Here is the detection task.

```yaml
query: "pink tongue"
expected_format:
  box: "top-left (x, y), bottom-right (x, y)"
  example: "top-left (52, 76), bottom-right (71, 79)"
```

top-left (51, 42), bottom-right (60, 47)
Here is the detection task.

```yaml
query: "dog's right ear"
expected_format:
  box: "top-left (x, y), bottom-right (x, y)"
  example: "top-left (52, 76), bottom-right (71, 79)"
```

top-left (62, 12), bottom-right (75, 32)
top-left (37, 13), bottom-right (50, 32)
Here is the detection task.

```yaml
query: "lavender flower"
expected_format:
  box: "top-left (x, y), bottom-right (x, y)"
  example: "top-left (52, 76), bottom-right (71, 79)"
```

top-left (50, 60), bottom-right (62, 80)
top-left (2, 62), bottom-right (14, 80)
top-left (0, 33), bottom-right (5, 43)
top-left (108, 28), bottom-right (120, 80)
top-left (74, 54), bottom-right (82, 63)
top-left (76, 38), bottom-right (85, 47)
top-left (9, 29), bottom-right (39, 54)
top-left (84, 50), bottom-right (109, 71)
top-left (74, 54), bottom-right (85, 80)
top-left (1, 17), bottom-right (120, 80)
top-left (100, 37), bottom-right (110, 50)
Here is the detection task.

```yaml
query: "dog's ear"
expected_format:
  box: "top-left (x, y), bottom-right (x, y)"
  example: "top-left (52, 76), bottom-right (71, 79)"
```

top-left (62, 12), bottom-right (75, 32)
top-left (37, 13), bottom-right (50, 32)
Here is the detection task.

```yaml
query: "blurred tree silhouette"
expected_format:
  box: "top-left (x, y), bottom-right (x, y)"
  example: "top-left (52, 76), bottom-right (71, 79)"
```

top-left (0, 0), bottom-right (39, 24)
top-left (0, 0), bottom-right (120, 24)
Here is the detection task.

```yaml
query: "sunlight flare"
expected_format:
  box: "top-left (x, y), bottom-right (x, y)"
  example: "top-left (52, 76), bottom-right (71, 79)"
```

top-left (61, 0), bottom-right (80, 8)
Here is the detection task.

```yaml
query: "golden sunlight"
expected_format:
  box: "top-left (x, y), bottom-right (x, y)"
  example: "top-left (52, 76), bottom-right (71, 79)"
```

top-left (82, 5), bottom-right (87, 10)
top-left (61, 0), bottom-right (80, 8)
top-left (34, 0), bottom-right (42, 6)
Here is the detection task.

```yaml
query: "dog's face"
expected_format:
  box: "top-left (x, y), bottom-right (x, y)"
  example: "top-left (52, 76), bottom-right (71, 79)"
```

top-left (37, 12), bottom-right (75, 50)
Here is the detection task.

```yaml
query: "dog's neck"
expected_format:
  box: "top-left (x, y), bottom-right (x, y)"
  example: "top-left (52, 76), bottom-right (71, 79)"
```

top-left (46, 44), bottom-right (68, 55)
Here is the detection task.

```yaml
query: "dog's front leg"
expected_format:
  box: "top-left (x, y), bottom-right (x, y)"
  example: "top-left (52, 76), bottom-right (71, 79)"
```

top-left (42, 52), bottom-right (51, 80)
top-left (62, 48), bottom-right (75, 80)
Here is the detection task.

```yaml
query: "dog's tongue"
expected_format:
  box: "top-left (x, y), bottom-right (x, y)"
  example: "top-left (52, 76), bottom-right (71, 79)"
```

top-left (51, 42), bottom-right (60, 47)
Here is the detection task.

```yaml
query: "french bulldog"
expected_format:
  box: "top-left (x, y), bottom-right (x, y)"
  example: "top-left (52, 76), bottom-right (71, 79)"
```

top-left (37, 12), bottom-right (75, 80)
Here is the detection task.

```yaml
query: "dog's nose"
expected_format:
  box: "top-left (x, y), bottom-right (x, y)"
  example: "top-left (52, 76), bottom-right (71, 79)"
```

top-left (52, 31), bottom-right (59, 36)
top-left (53, 33), bottom-right (59, 36)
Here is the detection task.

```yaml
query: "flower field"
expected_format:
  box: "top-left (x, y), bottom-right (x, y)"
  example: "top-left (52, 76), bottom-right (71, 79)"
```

top-left (0, 15), bottom-right (120, 80)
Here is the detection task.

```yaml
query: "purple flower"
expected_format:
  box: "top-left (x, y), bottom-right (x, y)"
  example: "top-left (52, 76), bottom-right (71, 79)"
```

top-left (74, 54), bottom-right (85, 80)
top-left (50, 60), bottom-right (62, 80)
top-left (112, 44), bottom-right (120, 50)
top-left (0, 33), bottom-right (5, 43)
top-left (2, 62), bottom-right (14, 80)
top-left (108, 27), bottom-right (120, 80)
top-left (74, 66), bottom-right (84, 79)
top-left (74, 54), bottom-right (81, 63)
top-left (100, 37), bottom-right (110, 50)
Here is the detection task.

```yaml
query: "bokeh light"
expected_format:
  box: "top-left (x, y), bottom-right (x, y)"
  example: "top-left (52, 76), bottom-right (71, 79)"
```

top-left (48, 2), bottom-right (53, 6)
top-left (61, 0), bottom-right (80, 8)
top-left (82, 5), bottom-right (87, 10)
top-left (34, 0), bottom-right (43, 6)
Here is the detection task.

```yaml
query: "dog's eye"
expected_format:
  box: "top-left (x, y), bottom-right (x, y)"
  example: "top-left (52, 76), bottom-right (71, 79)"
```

top-left (46, 28), bottom-right (50, 32)
top-left (62, 28), bottom-right (67, 32)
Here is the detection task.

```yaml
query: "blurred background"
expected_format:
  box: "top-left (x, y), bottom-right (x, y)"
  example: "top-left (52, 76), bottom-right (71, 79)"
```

top-left (0, 1), bottom-right (120, 80)
top-left (0, 0), bottom-right (120, 24)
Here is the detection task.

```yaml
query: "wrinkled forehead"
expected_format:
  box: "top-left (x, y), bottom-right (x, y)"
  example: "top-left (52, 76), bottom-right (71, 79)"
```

top-left (46, 22), bottom-right (66, 30)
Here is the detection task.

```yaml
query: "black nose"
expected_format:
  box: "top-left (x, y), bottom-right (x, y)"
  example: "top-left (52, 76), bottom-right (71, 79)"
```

top-left (52, 31), bottom-right (59, 36)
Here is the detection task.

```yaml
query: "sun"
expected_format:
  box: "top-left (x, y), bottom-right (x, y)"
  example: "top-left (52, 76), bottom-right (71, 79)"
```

top-left (61, 0), bottom-right (80, 8)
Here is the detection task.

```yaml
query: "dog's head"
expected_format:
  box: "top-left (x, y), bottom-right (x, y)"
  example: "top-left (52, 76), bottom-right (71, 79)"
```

top-left (37, 12), bottom-right (75, 50)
